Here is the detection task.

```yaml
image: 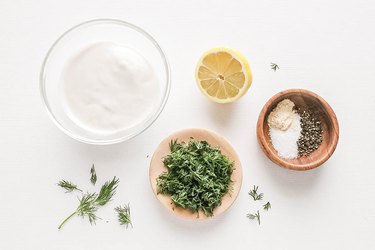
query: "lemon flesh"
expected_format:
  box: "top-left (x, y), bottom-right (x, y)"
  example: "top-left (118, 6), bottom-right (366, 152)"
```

top-left (195, 48), bottom-right (252, 103)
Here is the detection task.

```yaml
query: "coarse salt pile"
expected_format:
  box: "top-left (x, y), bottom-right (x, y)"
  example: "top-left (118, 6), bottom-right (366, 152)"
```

top-left (267, 99), bottom-right (301, 159)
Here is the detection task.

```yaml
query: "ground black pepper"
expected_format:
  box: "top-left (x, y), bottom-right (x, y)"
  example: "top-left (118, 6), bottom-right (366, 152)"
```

top-left (297, 109), bottom-right (323, 156)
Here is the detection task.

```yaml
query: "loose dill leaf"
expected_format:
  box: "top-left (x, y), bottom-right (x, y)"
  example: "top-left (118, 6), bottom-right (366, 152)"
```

top-left (90, 164), bottom-right (97, 186)
top-left (58, 192), bottom-right (98, 229)
top-left (95, 176), bottom-right (119, 206)
top-left (248, 185), bottom-right (263, 201)
top-left (263, 201), bottom-right (271, 211)
top-left (115, 204), bottom-right (132, 228)
top-left (247, 210), bottom-right (261, 225)
top-left (157, 139), bottom-right (234, 217)
top-left (57, 180), bottom-right (82, 193)
top-left (270, 62), bottom-right (279, 71)
top-left (76, 192), bottom-right (99, 224)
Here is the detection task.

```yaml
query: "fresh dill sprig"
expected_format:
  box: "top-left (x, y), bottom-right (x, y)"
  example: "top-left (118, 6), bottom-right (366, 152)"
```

top-left (263, 201), bottom-right (271, 211)
top-left (270, 62), bottom-right (279, 71)
top-left (90, 164), bottom-right (97, 186)
top-left (247, 210), bottom-right (261, 225)
top-left (157, 139), bottom-right (234, 217)
top-left (115, 204), bottom-right (132, 228)
top-left (95, 177), bottom-right (119, 206)
top-left (58, 192), bottom-right (98, 229)
top-left (248, 185), bottom-right (263, 201)
top-left (57, 177), bottom-right (119, 229)
top-left (57, 180), bottom-right (82, 193)
top-left (77, 192), bottom-right (99, 224)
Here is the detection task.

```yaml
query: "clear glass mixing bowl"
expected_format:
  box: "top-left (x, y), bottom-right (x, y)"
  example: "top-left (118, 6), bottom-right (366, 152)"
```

top-left (40, 19), bottom-right (170, 145)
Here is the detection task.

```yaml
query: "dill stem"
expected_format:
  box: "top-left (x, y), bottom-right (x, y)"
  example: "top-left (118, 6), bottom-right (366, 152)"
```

top-left (58, 211), bottom-right (77, 229)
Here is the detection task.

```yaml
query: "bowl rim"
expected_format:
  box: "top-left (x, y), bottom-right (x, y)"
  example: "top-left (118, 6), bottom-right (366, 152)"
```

top-left (256, 89), bottom-right (339, 170)
top-left (39, 18), bottom-right (171, 145)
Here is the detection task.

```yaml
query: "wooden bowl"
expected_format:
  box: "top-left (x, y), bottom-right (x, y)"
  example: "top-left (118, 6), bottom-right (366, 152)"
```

top-left (149, 128), bottom-right (242, 219)
top-left (257, 89), bottom-right (339, 170)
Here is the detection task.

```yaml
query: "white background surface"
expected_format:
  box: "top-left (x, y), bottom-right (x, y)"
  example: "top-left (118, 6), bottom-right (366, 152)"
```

top-left (1, 0), bottom-right (375, 249)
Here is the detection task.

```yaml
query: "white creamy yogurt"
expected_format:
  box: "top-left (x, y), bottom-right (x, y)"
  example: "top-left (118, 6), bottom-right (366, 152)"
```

top-left (62, 42), bottom-right (160, 134)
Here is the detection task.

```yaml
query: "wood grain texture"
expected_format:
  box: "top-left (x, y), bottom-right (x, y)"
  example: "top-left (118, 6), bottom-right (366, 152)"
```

top-left (149, 128), bottom-right (242, 219)
top-left (257, 89), bottom-right (339, 171)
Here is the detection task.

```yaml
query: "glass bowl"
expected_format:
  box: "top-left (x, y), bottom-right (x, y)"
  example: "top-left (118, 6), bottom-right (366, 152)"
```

top-left (40, 19), bottom-right (170, 145)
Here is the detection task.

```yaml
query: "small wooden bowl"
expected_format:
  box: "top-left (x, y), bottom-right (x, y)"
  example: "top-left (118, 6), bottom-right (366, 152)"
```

top-left (149, 128), bottom-right (242, 219)
top-left (257, 89), bottom-right (339, 170)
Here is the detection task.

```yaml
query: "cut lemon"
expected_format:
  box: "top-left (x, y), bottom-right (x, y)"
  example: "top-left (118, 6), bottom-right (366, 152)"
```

top-left (195, 48), bottom-right (252, 103)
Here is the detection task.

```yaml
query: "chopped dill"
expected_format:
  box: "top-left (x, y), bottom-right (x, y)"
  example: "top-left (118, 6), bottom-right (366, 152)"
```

top-left (156, 139), bottom-right (234, 217)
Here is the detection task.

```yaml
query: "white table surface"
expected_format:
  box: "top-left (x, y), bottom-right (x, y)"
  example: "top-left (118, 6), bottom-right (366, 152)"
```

top-left (1, 0), bottom-right (375, 249)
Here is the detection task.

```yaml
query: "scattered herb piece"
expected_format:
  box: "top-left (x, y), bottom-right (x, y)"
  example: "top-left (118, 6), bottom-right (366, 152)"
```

top-left (270, 62), bottom-right (279, 71)
top-left (247, 186), bottom-right (273, 225)
top-left (57, 177), bottom-right (119, 229)
top-left (57, 180), bottom-right (82, 193)
top-left (156, 139), bottom-right (234, 217)
top-left (95, 177), bottom-right (119, 206)
top-left (115, 204), bottom-right (132, 228)
top-left (248, 185), bottom-right (263, 201)
top-left (263, 202), bottom-right (271, 211)
top-left (90, 164), bottom-right (97, 185)
top-left (247, 210), bottom-right (261, 225)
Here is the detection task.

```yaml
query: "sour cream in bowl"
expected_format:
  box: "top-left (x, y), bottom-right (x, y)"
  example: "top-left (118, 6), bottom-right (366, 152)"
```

top-left (40, 19), bottom-right (170, 144)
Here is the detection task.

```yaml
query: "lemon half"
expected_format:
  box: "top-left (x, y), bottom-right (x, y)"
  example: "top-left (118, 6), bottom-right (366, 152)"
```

top-left (195, 48), bottom-right (252, 103)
